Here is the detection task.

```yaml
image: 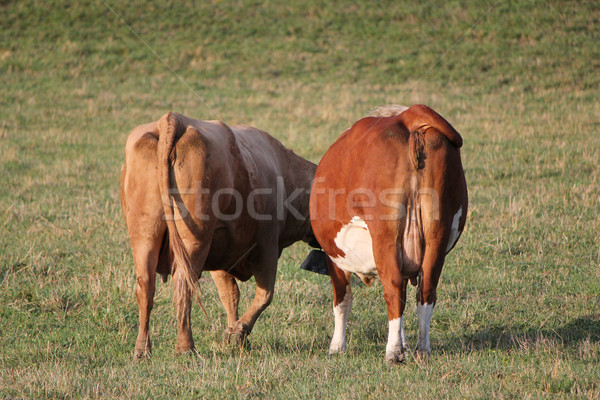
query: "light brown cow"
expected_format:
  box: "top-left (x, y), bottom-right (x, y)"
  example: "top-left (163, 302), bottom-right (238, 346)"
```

top-left (309, 104), bottom-right (468, 363)
top-left (120, 112), bottom-right (317, 358)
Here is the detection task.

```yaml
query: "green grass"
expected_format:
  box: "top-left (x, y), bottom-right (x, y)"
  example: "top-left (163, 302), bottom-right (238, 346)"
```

top-left (1, 0), bottom-right (599, 398)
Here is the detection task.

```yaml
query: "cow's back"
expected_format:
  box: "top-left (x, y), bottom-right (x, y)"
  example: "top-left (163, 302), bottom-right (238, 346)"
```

top-left (230, 125), bottom-right (318, 248)
top-left (165, 116), bottom-right (316, 275)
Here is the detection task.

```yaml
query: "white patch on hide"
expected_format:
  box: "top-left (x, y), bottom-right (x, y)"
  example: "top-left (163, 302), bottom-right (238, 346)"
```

top-left (446, 206), bottom-right (463, 253)
top-left (331, 216), bottom-right (378, 277)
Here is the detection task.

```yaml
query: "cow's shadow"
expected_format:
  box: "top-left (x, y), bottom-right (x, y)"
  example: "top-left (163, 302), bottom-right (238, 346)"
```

top-left (437, 316), bottom-right (600, 354)
top-left (341, 315), bottom-right (600, 357)
top-left (251, 316), bottom-right (599, 357)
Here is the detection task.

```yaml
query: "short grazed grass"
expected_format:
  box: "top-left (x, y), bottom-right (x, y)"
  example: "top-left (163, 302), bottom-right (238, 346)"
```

top-left (1, 0), bottom-right (599, 398)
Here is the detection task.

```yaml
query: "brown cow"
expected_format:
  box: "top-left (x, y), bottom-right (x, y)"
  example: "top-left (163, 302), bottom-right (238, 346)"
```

top-left (120, 112), bottom-right (317, 358)
top-left (309, 104), bottom-right (467, 363)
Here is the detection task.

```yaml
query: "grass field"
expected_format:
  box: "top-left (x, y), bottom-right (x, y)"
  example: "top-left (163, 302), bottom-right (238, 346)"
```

top-left (1, 0), bottom-right (599, 398)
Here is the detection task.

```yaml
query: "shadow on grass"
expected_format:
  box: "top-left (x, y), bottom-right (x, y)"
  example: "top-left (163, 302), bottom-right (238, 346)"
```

top-left (191, 316), bottom-right (599, 360)
top-left (286, 315), bottom-right (600, 358)
top-left (439, 316), bottom-right (600, 354)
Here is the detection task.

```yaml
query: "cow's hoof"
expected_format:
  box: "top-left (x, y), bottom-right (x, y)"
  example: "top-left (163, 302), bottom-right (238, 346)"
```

top-left (223, 325), bottom-right (250, 348)
top-left (328, 346), bottom-right (346, 356)
top-left (133, 348), bottom-right (151, 360)
top-left (175, 345), bottom-right (196, 355)
top-left (328, 339), bottom-right (347, 356)
top-left (229, 332), bottom-right (251, 349)
top-left (415, 348), bottom-right (431, 360)
top-left (385, 351), bottom-right (406, 365)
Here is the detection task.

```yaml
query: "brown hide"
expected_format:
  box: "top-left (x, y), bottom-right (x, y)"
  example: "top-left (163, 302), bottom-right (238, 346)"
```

top-left (309, 104), bottom-right (468, 362)
top-left (121, 112), bottom-right (316, 357)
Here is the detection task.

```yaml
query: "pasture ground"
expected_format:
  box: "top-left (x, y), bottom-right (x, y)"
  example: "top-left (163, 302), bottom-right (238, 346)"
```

top-left (1, 0), bottom-right (599, 398)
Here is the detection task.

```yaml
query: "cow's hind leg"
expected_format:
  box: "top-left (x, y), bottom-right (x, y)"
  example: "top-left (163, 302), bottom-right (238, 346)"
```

top-left (229, 251), bottom-right (279, 344)
top-left (122, 132), bottom-right (164, 359)
top-left (126, 199), bottom-right (164, 359)
top-left (326, 257), bottom-right (352, 355)
top-left (131, 242), bottom-right (161, 359)
top-left (374, 240), bottom-right (408, 364)
top-left (416, 243), bottom-right (446, 357)
top-left (210, 270), bottom-right (242, 345)
top-left (393, 279), bottom-right (410, 353)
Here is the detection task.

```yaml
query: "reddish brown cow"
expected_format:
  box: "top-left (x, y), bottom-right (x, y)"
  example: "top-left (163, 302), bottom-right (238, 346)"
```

top-left (120, 112), bottom-right (316, 358)
top-left (309, 104), bottom-right (467, 363)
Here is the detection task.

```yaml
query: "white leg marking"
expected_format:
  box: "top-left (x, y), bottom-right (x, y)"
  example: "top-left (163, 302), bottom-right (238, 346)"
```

top-left (446, 206), bottom-right (463, 253)
top-left (329, 285), bottom-right (352, 354)
top-left (385, 317), bottom-right (406, 362)
top-left (416, 302), bottom-right (434, 355)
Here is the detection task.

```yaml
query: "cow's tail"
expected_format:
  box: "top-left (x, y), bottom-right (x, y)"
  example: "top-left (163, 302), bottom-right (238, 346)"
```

top-left (401, 197), bottom-right (423, 284)
top-left (398, 104), bottom-right (461, 281)
top-left (157, 112), bottom-right (207, 319)
top-left (400, 104), bottom-right (463, 171)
